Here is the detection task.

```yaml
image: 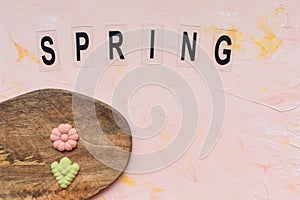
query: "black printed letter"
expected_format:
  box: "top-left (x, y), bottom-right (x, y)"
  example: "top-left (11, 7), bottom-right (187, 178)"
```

top-left (215, 35), bottom-right (232, 65)
top-left (181, 32), bottom-right (197, 61)
top-left (150, 30), bottom-right (155, 59)
top-left (109, 31), bottom-right (125, 60)
top-left (76, 32), bottom-right (89, 61)
top-left (41, 36), bottom-right (55, 65)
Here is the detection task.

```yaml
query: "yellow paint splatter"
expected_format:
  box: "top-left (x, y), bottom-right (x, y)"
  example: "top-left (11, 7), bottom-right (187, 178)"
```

top-left (150, 187), bottom-right (164, 200)
top-left (202, 25), bottom-right (219, 32)
top-left (262, 87), bottom-right (268, 92)
top-left (202, 26), bottom-right (243, 52)
top-left (159, 131), bottom-right (172, 142)
top-left (282, 139), bottom-right (290, 146)
top-left (251, 16), bottom-right (282, 58)
top-left (226, 27), bottom-right (243, 52)
top-left (116, 66), bottom-right (124, 75)
top-left (10, 37), bottom-right (39, 63)
top-left (275, 5), bottom-right (285, 17)
top-left (120, 174), bottom-right (136, 186)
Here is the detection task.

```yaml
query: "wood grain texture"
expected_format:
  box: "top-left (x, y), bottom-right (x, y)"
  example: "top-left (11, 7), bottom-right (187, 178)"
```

top-left (0, 89), bottom-right (132, 200)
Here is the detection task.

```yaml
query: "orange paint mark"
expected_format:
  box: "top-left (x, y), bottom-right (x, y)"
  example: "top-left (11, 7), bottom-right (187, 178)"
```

top-left (10, 37), bottom-right (39, 63)
top-left (261, 93), bottom-right (297, 106)
top-left (120, 174), bottom-right (136, 186)
top-left (255, 162), bottom-right (271, 172)
top-left (0, 93), bottom-right (8, 98)
top-left (287, 181), bottom-right (299, 193)
top-left (290, 123), bottom-right (300, 127)
top-left (152, 187), bottom-right (164, 192)
top-left (251, 16), bottom-right (282, 58)
top-left (235, 137), bottom-right (245, 153)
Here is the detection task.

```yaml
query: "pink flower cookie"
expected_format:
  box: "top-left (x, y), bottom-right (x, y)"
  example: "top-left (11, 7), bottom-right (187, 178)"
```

top-left (50, 124), bottom-right (79, 151)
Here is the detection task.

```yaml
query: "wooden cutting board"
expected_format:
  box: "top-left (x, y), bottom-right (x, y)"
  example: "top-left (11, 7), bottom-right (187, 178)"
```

top-left (0, 89), bottom-right (132, 200)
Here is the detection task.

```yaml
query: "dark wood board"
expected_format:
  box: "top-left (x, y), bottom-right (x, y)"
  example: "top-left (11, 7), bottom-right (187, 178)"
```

top-left (0, 89), bottom-right (132, 200)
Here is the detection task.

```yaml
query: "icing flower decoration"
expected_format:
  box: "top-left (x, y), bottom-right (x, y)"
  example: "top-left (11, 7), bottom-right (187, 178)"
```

top-left (51, 157), bottom-right (80, 189)
top-left (50, 124), bottom-right (79, 151)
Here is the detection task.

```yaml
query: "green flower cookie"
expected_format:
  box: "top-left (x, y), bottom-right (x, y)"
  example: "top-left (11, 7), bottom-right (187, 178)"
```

top-left (51, 157), bottom-right (80, 189)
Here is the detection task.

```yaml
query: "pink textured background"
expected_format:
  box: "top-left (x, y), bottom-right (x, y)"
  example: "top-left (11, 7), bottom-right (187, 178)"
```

top-left (1, 0), bottom-right (300, 199)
